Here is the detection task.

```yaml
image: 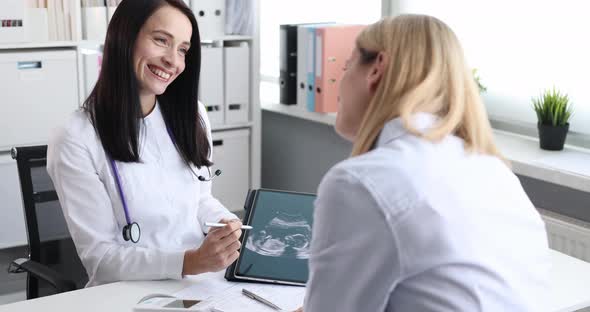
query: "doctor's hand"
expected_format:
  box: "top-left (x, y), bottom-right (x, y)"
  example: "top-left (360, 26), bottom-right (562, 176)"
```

top-left (182, 219), bottom-right (243, 275)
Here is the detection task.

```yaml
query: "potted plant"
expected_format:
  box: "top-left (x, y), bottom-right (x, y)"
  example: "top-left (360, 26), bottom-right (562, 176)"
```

top-left (532, 88), bottom-right (573, 151)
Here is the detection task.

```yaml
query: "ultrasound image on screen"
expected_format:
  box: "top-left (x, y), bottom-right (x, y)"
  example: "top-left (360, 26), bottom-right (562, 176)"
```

top-left (245, 211), bottom-right (311, 259)
top-left (236, 190), bottom-right (315, 283)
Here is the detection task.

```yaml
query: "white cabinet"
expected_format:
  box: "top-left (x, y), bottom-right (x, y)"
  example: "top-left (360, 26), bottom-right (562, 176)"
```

top-left (224, 44), bottom-right (250, 124)
top-left (200, 46), bottom-right (225, 125)
top-left (0, 49), bottom-right (78, 150)
top-left (0, 154), bottom-right (27, 249)
top-left (211, 129), bottom-right (250, 212)
top-left (0, 47), bottom-right (78, 250)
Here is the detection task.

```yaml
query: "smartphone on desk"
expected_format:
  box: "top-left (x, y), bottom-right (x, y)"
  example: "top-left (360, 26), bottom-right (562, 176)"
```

top-left (134, 294), bottom-right (209, 312)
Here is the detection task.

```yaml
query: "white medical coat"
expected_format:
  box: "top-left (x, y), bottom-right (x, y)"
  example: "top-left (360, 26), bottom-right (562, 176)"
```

top-left (47, 102), bottom-right (236, 286)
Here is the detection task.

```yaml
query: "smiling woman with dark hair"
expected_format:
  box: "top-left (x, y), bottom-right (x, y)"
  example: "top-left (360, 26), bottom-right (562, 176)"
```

top-left (47, 0), bottom-right (243, 286)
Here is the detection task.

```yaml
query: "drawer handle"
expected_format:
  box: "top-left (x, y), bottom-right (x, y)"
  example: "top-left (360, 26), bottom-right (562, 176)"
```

top-left (229, 104), bottom-right (241, 110)
top-left (213, 140), bottom-right (223, 146)
top-left (17, 61), bottom-right (42, 70)
top-left (206, 105), bottom-right (220, 112)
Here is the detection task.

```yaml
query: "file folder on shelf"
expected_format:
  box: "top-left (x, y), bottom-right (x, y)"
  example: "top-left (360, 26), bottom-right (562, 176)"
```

top-left (225, 0), bottom-right (254, 36)
top-left (0, 0), bottom-right (25, 43)
top-left (81, 46), bottom-right (103, 98)
top-left (315, 25), bottom-right (365, 113)
top-left (279, 24), bottom-right (298, 105)
top-left (296, 23), bottom-right (332, 111)
top-left (296, 25), bottom-right (308, 111)
top-left (224, 44), bottom-right (250, 124)
top-left (200, 46), bottom-right (225, 126)
top-left (81, 6), bottom-right (107, 41)
top-left (305, 25), bottom-right (323, 112)
top-left (190, 0), bottom-right (225, 40)
top-left (24, 8), bottom-right (49, 42)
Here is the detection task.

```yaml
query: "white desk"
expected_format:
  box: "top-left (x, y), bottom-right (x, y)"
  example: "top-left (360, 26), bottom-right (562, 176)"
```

top-left (548, 250), bottom-right (590, 312)
top-left (2, 250), bottom-right (590, 312)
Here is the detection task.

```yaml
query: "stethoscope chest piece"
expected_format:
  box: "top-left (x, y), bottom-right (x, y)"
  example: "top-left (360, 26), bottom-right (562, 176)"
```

top-left (111, 126), bottom-right (222, 244)
top-left (123, 222), bottom-right (141, 243)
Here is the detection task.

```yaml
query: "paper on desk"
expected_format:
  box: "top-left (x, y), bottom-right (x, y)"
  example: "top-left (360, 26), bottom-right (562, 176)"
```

top-left (173, 276), bottom-right (237, 301)
top-left (174, 280), bottom-right (305, 311)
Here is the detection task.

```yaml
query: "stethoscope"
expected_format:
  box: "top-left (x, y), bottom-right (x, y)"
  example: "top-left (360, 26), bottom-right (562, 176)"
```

top-left (109, 126), bottom-right (221, 243)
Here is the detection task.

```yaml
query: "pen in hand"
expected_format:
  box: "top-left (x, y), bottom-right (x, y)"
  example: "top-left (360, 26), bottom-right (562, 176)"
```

top-left (204, 222), bottom-right (253, 230)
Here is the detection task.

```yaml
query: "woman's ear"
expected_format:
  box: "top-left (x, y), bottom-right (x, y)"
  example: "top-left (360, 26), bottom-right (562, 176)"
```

top-left (367, 52), bottom-right (388, 93)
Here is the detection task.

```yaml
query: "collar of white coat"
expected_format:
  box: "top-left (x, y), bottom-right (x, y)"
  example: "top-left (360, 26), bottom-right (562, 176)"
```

top-left (143, 100), bottom-right (161, 123)
top-left (375, 112), bottom-right (439, 148)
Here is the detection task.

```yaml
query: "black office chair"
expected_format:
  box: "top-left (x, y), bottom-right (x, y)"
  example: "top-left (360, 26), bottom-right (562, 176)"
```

top-left (7, 145), bottom-right (88, 299)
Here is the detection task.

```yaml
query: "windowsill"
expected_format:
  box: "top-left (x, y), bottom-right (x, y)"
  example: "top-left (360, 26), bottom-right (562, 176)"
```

top-left (493, 130), bottom-right (590, 192)
top-left (261, 102), bottom-right (590, 193)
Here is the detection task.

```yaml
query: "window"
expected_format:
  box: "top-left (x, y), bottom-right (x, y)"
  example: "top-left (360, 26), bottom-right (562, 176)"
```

top-left (260, 0), bottom-right (383, 102)
top-left (395, 0), bottom-right (590, 136)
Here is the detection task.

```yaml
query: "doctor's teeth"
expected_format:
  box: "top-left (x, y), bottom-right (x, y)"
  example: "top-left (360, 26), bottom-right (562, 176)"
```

top-left (150, 66), bottom-right (170, 79)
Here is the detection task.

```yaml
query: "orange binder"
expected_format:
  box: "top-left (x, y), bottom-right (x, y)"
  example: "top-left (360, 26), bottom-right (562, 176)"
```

top-left (314, 25), bottom-right (365, 113)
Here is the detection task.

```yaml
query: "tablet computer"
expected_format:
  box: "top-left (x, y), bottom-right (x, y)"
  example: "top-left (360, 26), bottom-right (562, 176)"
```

top-left (225, 189), bottom-right (316, 286)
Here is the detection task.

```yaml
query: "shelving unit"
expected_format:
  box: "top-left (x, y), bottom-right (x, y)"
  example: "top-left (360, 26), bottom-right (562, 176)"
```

top-left (0, 41), bottom-right (79, 49)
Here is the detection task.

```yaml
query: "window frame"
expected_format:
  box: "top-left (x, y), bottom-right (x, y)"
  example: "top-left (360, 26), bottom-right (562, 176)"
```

top-left (384, 0), bottom-right (590, 148)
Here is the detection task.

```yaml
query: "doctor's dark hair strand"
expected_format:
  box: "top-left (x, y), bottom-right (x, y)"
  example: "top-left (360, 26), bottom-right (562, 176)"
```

top-left (82, 0), bottom-right (212, 168)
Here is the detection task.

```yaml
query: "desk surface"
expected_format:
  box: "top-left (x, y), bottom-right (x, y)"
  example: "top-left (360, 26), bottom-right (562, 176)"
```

top-left (2, 250), bottom-right (589, 312)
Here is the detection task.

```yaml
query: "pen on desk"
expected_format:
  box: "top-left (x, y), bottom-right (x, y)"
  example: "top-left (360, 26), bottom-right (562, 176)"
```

top-left (204, 222), bottom-right (253, 230)
top-left (242, 288), bottom-right (281, 311)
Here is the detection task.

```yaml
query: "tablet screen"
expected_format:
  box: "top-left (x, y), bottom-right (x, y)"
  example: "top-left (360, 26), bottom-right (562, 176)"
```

top-left (235, 189), bottom-right (316, 284)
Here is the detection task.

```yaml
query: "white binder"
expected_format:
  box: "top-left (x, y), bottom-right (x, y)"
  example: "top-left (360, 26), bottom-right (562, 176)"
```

top-left (107, 6), bottom-right (117, 24)
top-left (225, 0), bottom-right (254, 35)
top-left (190, 0), bottom-right (225, 40)
top-left (200, 46), bottom-right (225, 126)
top-left (81, 46), bottom-right (102, 98)
top-left (0, 0), bottom-right (25, 43)
top-left (81, 6), bottom-right (107, 41)
top-left (296, 25), bottom-right (308, 110)
top-left (24, 8), bottom-right (49, 42)
top-left (224, 44), bottom-right (250, 124)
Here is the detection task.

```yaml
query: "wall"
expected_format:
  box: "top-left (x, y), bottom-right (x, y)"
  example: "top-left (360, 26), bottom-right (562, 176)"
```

top-left (261, 111), bottom-right (351, 193)
top-left (261, 110), bottom-right (590, 221)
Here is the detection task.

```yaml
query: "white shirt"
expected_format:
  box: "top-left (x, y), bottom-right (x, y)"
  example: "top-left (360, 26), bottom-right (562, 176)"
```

top-left (304, 113), bottom-right (550, 312)
top-left (47, 102), bottom-right (236, 287)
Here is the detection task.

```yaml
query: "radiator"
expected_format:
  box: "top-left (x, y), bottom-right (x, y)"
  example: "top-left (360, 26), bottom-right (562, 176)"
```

top-left (542, 211), bottom-right (590, 262)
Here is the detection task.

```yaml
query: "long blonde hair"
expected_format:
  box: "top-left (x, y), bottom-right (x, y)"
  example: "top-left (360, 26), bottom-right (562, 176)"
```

top-left (352, 14), bottom-right (502, 160)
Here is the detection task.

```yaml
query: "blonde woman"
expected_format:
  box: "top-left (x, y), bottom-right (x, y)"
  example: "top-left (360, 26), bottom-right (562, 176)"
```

top-left (301, 15), bottom-right (549, 311)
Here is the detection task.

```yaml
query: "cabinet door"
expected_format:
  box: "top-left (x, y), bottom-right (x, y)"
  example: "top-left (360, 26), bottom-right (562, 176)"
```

top-left (211, 129), bottom-right (250, 212)
top-left (0, 154), bottom-right (27, 248)
top-left (0, 49), bottom-right (78, 150)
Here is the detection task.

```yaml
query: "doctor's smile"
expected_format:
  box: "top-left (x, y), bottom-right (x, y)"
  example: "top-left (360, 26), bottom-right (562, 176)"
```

top-left (147, 64), bottom-right (173, 81)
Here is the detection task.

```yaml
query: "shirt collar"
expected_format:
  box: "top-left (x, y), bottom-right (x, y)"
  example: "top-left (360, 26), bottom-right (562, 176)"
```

top-left (143, 100), bottom-right (161, 123)
top-left (375, 113), bottom-right (439, 148)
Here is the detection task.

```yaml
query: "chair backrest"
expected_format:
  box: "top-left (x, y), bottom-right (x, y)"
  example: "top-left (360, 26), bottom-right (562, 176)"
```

top-left (11, 145), bottom-right (88, 299)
